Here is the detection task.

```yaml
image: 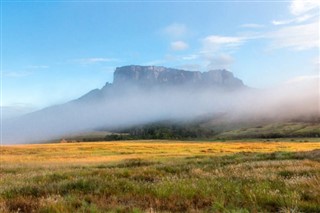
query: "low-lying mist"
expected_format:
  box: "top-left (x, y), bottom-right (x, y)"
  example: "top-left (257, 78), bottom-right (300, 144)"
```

top-left (2, 77), bottom-right (319, 144)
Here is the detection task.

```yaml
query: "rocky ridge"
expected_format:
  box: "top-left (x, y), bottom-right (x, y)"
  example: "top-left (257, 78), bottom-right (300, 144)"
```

top-left (112, 65), bottom-right (244, 88)
top-left (77, 65), bottom-right (246, 102)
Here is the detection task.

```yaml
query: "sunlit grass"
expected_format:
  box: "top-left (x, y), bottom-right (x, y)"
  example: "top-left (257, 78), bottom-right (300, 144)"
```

top-left (1, 140), bottom-right (320, 212)
top-left (2, 140), bottom-right (320, 165)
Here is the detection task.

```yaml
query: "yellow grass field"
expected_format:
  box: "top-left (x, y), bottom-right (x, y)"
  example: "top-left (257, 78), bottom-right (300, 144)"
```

top-left (2, 140), bottom-right (320, 165)
top-left (1, 140), bottom-right (320, 212)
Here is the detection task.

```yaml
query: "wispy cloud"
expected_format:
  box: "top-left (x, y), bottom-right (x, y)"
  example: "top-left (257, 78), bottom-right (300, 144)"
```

top-left (289, 0), bottom-right (320, 16)
top-left (3, 71), bottom-right (33, 78)
top-left (285, 75), bottom-right (319, 84)
top-left (156, 35), bottom-right (244, 71)
top-left (170, 41), bottom-right (189, 51)
top-left (272, 13), bottom-right (315, 25)
top-left (162, 23), bottom-right (188, 38)
top-left (201, 35), bottom-right (246, 53)
top-left (3, 65), bottom-right (49, 78)
top-left (267, 0), bottom-right (319, 51)
top-left (181, 54), bottom-right (199, 60)
top-left (272, 0), bottom-right (319, 25)
top-left (203, 35), bottom-right (244, 45)
top-left (267, 21), bottom-right (319, 50)
top-left (159, 0), bottom-right (318, 72)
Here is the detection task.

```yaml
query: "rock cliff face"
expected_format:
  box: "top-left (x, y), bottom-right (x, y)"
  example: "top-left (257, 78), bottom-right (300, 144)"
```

top-left (112, 65), bottom-right (244, 88)
top-left (77, 65), bottom-right (246, 102)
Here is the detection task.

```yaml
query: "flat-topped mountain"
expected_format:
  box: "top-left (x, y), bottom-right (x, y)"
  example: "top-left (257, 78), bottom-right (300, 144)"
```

top-left (78, 65), bottom-right (246, 102)
top-left (112, 65), bottom-right (244, 88)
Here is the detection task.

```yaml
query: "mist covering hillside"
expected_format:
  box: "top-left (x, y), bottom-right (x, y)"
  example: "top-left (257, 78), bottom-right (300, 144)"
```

top-left (2, 65), bottom-right (319, 144)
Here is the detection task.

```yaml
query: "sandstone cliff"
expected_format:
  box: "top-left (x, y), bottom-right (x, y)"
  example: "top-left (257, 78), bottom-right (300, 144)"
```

top-left (112, 65), bottom-right (244, 88)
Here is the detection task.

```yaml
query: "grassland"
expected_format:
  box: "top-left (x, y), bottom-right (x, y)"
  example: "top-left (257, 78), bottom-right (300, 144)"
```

top-left (1, 140), bottom-right (320, 212)
top-left (218, 122), bottom-right (320, 139)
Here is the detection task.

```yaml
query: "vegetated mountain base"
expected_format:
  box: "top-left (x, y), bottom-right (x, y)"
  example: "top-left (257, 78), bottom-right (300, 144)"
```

top-left (1, 141), bottom-right (320, 212)
top-left (107, 121), bottom-right (320, 141)
top-left (63, 117), bottom-right (320, 142)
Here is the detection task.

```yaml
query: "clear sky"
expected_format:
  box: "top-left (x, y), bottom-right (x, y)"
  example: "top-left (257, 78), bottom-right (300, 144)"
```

top-left (1, 0), bottom-right (319, 111)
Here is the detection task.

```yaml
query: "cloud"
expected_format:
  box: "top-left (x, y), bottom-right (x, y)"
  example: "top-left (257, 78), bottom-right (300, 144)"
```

top-left (290, 0), bottom-right (320, 16)
top-left (170, 41), bottom-right (189, 51)
top-left (272, 20), bottom-right (290, 26)
top-left (240, 23), bottom-right (264, 28)
top-left (268, 21), bottom-right (319, 50)
top-left (3, 71), bottom-right (33, 78)
top-left (202, 35), bottom-right (245, 53)
top-left (75, 57), bottom-right (118, 65)
top-left (163, 23), bottom-right (187, 38)
top-left (272, 0), bottom-right (319, 26)
top-left (181, 54), bottom-right (199, 60)
top-left (285, 75), bottom-right (319, 84)
top-left (203, 36), bottom-right (243, 45)
top-left (3, 65), bottom-right (49, 78)
top-left (3, 65), bottom-right (48, 79)
top-left (272, 14), bottom-right (315, 25)
top-left (268, 1), bottom-right (319, 51)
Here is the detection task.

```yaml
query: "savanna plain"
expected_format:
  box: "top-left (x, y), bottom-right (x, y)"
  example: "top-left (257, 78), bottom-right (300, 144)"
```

top-left (1, 140), bottom-right (320, 213)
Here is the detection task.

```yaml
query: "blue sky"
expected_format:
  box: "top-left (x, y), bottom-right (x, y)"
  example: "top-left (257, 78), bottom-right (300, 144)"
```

top-left (1, 0), bottom-right (319, 110)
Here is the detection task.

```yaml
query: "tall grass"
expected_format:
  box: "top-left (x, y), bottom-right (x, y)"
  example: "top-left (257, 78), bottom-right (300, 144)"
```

top-left (1, 141), bottom-right (320, 212)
